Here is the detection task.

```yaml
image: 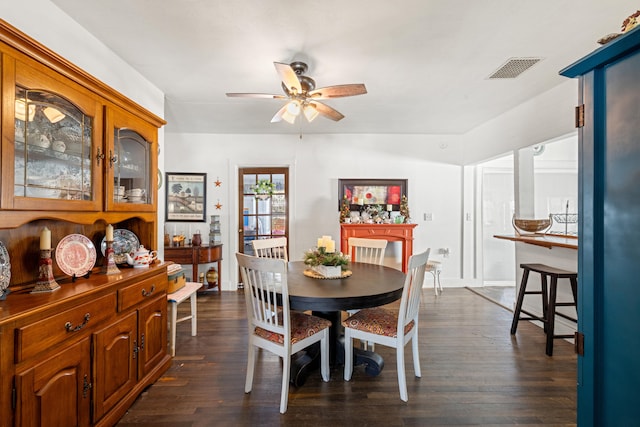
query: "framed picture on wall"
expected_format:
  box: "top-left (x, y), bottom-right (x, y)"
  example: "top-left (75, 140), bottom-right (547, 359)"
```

top-left (338, 178), bottom-right (407, 210)
top-left (165, 172), bottom-right (207, 221)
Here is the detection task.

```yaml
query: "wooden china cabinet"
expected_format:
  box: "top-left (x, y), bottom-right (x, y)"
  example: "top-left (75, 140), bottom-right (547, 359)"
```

top-left (0, 20), bottom-right (169, 427)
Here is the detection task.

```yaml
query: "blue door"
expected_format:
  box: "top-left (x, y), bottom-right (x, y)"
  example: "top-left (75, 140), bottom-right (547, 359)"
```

top-left (561, 28), bottom-right (640, 425)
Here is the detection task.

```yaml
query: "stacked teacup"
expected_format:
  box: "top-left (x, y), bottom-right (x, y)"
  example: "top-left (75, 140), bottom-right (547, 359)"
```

top-left (126, 188), bottom-right (145, 203)
top-left (114, 186), bottom-right (125, 202)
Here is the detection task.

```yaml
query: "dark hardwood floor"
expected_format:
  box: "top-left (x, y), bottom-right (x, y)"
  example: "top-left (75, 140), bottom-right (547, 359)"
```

top-left (116, 288), bottom-right (577, 427)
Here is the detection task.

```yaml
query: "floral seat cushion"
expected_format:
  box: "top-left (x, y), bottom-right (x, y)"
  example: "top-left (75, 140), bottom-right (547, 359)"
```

top-left (342, 307), bottom-right (414, 337)
top-left (254, 311), bottom-right (331, 345)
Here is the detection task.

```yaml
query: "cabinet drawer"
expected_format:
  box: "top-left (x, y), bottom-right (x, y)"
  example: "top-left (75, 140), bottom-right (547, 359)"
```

top-left (164, 247), bottom-right (194, 264)
top-left (118, 274), bottom-right (168, 312)
top-left (16, 293), bottom-right (116, 362)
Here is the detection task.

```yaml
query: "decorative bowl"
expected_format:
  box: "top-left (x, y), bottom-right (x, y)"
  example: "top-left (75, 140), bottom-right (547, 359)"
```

top-left (512, 214), bottom-right (552, 234)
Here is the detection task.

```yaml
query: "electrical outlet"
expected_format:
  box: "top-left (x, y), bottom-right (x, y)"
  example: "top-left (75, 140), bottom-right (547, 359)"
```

top-left (424, 213), bottom-right (433, 221)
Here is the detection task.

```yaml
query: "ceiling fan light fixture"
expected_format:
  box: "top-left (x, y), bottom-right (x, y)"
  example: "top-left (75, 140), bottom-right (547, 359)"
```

top-left (15, 99), bottom-right (35, 121)
top-left (281, 110), bottom-right (297, 124)
top-left (303, 103), bottom-right (319, 122)
top-left (286, 100), bottom-right (301, 116)
top-left (43, 106), bottom-right (66, 123)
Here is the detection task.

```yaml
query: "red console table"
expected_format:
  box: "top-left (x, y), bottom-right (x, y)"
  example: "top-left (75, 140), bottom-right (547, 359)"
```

top-left (340, 224), bottom-right (417, 272)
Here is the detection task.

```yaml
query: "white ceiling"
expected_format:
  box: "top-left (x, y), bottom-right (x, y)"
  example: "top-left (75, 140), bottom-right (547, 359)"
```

top-left (50, 0), bottom-right (633, 135)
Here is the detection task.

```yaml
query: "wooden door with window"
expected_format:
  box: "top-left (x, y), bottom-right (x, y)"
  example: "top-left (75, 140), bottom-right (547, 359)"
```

top-left (238, 168), bottom-right (289, 257)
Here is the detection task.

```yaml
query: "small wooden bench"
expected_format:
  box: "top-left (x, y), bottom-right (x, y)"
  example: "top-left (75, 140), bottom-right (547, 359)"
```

top-left (167, 281), bottom-right (203, 356)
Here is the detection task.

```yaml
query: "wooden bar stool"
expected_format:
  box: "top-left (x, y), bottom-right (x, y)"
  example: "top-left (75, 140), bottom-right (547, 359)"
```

top-left (167, 281), bottom-right (203, 357)
top-left (510, 263), bottom-right (577, 356)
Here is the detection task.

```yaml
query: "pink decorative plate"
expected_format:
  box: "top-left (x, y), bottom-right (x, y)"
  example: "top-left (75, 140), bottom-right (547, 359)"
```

top-left (55, 234), bottom-right (97, 277)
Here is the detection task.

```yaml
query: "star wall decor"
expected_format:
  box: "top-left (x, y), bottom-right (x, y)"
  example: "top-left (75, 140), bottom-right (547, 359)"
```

top-left (215, 177), bottom-right (222, 187)
top-left (215, 199), bottom-right (222, 210)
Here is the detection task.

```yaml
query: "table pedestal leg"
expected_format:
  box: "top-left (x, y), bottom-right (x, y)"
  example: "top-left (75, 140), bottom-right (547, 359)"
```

top-left (289, 311), bottom-right (385, 387)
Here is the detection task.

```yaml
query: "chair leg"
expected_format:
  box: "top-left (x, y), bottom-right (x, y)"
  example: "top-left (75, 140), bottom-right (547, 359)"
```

top-left (411, 332), bottom-right (421, 378)
top-left (396, 342), bottom-right (408, 402)
top-left (546, 277), bottom-right (558, 357)
top-left (190, 293), bottom-right (197, 336)
top-left (320, 331), bottom-right (330, 382)
top-left (169, 301), bottom-right (177, 357)
top-left (510, 268), bottom-right (530, 334)
top-left (436, 270), bottom-right (443, 294)
top-left (245, 346), bottom-right (257, 393)
top-left (431, 271), bottom-right (438, 296)
top-left (280, 352), bottom-right (291, 413)
top-left (344, 330), bottom-right (354, 381)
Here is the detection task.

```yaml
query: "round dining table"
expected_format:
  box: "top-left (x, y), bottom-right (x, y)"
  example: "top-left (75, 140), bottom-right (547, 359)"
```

top-left (286, 261), bottom-right (406, 386)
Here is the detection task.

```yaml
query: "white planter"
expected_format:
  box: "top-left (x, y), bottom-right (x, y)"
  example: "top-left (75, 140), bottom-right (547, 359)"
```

top-left (312, 265), bottom-right (341, 278)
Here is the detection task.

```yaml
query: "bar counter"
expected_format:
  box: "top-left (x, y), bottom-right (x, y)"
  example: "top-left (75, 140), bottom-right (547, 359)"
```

top-left (493, 233), bottom-right (578, 250)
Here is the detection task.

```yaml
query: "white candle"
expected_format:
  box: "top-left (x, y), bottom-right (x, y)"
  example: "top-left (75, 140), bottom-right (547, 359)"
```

top-left (317, 238), bottom-right (324, 248)
top-left (358, 198), bottom-right (364, 206)
top-left (40, 227), bottom-right (51, 250)
top-left (106, 224), bottom-right (114, 241)
top-left (174, 224), bottom-right (177, 235)
top-left (326, 239), bottom-right (335, 253)
top-left (387, 204), bottom-right (392, 211)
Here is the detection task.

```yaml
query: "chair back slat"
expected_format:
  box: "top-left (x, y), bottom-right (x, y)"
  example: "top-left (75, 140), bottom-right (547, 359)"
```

top-left (237, 253), bottom-right (289, 337)
top-left (348, 237), bottom-right (387, 265)
top-left (252, 237), bottom-right (289, 261)
top-left (398, 249), bottom-right (430, 333)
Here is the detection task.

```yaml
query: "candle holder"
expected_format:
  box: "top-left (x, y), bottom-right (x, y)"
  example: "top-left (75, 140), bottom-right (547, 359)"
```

top-left (31, 249), bottom-right (61, 293)
top-left (102, 240), bottom-right (121, 275)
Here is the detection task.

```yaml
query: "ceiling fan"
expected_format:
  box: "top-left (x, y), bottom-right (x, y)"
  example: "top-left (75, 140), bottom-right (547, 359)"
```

top-left (226, 61), bottom-right (367, 124)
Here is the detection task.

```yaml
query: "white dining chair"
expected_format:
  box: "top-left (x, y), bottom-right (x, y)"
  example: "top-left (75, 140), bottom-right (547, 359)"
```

top-left (426, 259), bottom-right (443, 296)
top-left (347, 237), bottom-right (389, 349)
top-left (348, 237), bottom-right (387, 265)
top-left (343, 248), bottom-right (430, 402)
top-left (252, 237), bottom-right (288, 261)
top-left (236, 253), bottom-right (331, 414)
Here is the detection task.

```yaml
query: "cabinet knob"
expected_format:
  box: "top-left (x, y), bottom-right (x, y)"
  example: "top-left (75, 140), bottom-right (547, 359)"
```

top-left (96, 148), bottom-right (105, 166)
top-left (109, 150), bottom-right (118, 168)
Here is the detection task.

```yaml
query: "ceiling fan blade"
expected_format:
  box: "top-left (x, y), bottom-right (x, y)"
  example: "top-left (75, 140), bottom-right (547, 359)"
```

top-left (274, 62), bottom-right (302, 94)
top-left (270, 103), bottom-right (297, 124)
top-left (310, 101), bottom-right (344, 121)
top-left (308, 84), bottom-right (367, 99)
top-left (226, 93), bottom-right (286, 99)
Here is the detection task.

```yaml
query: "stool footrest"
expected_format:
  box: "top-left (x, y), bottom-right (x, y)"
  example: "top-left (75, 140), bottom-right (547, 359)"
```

top-left (555, 312), bottom-right (577, 323)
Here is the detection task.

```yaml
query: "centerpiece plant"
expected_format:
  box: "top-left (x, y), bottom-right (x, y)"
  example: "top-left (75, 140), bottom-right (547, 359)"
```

top-left (303, 247), bottom-right (350, 271)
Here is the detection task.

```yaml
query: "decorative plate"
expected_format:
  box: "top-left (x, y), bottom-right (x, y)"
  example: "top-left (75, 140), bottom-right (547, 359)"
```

top-left (101, 229), bottom-right (140, 264)
top-left (303, 269), bottom-right (352, 280)
top-left (55, 234), bottom-right (97, 277)
top-left (0, 241), bottom-right (11, 300)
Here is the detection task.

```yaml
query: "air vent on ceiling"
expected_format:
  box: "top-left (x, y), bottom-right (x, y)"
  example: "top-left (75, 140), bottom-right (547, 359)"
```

top-left (488, 57), bottom-right (542, 79)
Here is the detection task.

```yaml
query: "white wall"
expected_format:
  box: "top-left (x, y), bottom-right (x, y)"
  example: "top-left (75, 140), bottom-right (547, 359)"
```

top-left (164, 133), bottom-right (466, 289)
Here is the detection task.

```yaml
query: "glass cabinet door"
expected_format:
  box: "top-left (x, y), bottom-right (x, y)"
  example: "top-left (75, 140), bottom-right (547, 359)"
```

top-left (14, 88), bottom-right (93, 201)
top-left (6, 60), bottom-right (103, 212)
top-left (105, 107), bottom-right (157, 212)
top-left (113, 129), bottom-right (150, 204)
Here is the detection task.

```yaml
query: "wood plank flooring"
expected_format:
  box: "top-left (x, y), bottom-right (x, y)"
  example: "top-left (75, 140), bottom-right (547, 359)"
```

top-left (116, 288), bottom-right (577, 426)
